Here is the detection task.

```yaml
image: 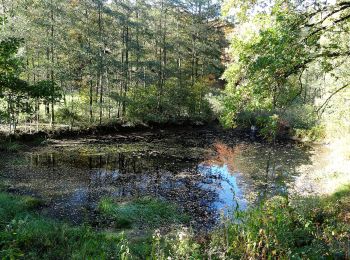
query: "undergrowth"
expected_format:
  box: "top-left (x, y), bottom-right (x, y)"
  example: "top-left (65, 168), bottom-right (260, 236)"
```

top-left (0, 192), bottom-right (128, 259)
top-left (98, 197), bottom-right (190, 229)
top-left (151, 186), bottom-right (350, 259)
top-left (1, 186), bottom-right (349, 259)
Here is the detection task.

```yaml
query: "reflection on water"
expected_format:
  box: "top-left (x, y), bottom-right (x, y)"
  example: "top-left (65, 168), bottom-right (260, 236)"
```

top-left (0, 132), bottom-right (316, 229)
top-left (198, 164), bottom-right (247, 214)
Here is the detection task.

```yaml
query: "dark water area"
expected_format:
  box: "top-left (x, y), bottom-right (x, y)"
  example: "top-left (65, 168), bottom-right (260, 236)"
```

top-left (0, 129), bottom-right (316, 230)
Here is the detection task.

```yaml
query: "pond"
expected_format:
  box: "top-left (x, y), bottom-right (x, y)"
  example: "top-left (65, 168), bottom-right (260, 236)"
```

top-left (0, 128), bottom-right (317, 230)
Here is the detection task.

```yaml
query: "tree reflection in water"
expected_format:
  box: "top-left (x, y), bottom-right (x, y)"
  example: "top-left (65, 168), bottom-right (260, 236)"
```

top-left (0, 136), bottom-right (314, 229)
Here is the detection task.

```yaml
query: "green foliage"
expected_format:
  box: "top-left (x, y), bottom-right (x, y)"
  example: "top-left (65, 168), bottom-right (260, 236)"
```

top-left (0, 0), bottom-right (226, 131)
top-left (98, 197), bottom-right (190, 229)
top-left (144, 187), bottom-right (350, 259)
top-left (256, 114), bottom-right (279, 141)
top-left (0, 140), bottom-right (23, 152)
top-left (127, 79), bottom-right (212, 123)
top-left (56, 106), bottom-right (80, 127)
top-left (219, 0), bottom-right (350, 141)
top-left (222, 5), bottom-right (305, 112)
top-left (0, 38), bottom-right (29, 97)
top-left (282, 104), bottom-right (318, 130)
top-left (0, 192), bottom-right (129, 259)
top-left (0, 38), bottom-right (23, 76)
top-left (1, 186), bottom-right (349, 259)
top-left (294, 125), bottom-right (326, 142)
top-left (150, 228), bottom-right (203, 260)
top-left (209, 189), bottom-right (350, 259)
top-left (30, 80), bottom-right (62, 101)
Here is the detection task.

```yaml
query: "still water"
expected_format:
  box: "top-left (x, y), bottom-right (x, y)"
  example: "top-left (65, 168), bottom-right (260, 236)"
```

top-left (0, 129), bottom-right (315, 228)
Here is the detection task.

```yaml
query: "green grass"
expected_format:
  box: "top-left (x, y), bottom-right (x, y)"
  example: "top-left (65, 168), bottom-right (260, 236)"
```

top-left (207, 187), bottom-right (350, 259)
top-left (1, 188), bottom-right (349, 259)
top-left (0, 192), bottom-right (128, 259)
top-left (98, 197), bottom-right (191, 258)
top-left (98, 197), bottom-right (190, 229)
top-left (0, 193), bottom-right (190, 259)
top-left (149, 186), bottom-right (350, 259)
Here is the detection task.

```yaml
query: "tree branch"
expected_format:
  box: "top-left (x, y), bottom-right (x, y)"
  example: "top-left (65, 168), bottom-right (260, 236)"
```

top-left (307, 11), bottom-right (350, 39)
top-left (317, 83), bottom-right (349, 115)
top-left (304, 2), bottom-right (350, 29)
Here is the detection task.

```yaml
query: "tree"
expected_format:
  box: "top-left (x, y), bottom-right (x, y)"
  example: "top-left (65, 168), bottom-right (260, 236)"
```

top-left (219, 0), bottom-right (350, 134)
top-left (1, 0), bottom-right (228, 132)
top-left (0, 38), bottom-right (29, 132)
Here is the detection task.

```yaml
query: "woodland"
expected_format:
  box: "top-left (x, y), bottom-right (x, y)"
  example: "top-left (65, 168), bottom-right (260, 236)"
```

top-left (0, 0), bottom-right (350, 259)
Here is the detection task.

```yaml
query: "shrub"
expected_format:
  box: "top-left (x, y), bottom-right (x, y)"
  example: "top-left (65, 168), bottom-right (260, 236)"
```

top-left (209, 190), bottom-right (350, 259)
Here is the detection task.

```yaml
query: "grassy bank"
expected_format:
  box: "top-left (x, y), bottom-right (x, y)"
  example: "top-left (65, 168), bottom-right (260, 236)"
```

top-left (0, 192), bottom-right (130, 259)
top-left (1, 186), bottom-right (349, 259)
top-left (209, 188), bottom-right (350, 259)
top-left (98, 197), bottom-right (190, 229)
top-left (152, 186), bottom-right (350, 259)
top-left (0, 193), bottom-right (190, 259)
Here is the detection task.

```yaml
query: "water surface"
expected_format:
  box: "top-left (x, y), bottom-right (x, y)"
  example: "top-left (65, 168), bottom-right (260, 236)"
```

top-left (0, 129), bottom-right (315, 228)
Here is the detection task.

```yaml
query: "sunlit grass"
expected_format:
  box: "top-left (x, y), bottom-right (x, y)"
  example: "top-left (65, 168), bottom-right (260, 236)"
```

top-left (0, 192), bottom-right (127, 259)
top-left (1, 186), bottom-right (349, 259)
top-left (98, 197), bottom-right (190, 229)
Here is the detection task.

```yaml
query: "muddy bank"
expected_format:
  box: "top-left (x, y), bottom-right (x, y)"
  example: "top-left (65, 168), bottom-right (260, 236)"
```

top-left (0, 120), bottom-right (216, 141)
top-left (1, 118), bottom-right (295, 146)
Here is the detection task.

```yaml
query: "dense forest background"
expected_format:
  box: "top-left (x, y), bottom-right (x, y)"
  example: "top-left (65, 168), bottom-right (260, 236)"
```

top-left (1, 0), bottom-right (350, 142)
top-left (0, 0), bottom-right (227, 132)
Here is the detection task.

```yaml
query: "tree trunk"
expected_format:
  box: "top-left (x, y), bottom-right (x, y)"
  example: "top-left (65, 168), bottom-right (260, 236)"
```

top-left (98, 1), bottom-right (103, 125)
top-left (50, 0), bottom-right (55, 129)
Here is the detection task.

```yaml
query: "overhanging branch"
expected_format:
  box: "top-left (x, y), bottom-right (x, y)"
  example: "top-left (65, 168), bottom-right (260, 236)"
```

top-left (317, 83), bottom-right (349, 115)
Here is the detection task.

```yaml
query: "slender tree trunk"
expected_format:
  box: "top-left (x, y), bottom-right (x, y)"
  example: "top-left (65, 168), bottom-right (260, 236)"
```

top-left (84, 8), bottom-right (94, 123)
top-left (136, 8), bottom-right (140, 89)
top-left (50, 0), bottom-right (55, 129)
top-left (157, 0), bottom-right (164, 113)
top-left (90, 80), bottom-right (93, 122)
top-left (105, 69), bottom-right (111, 119)
top-left (98, 1), bottom-right (103, 125)
top-left (122, 23), bottom-right (129, 117)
